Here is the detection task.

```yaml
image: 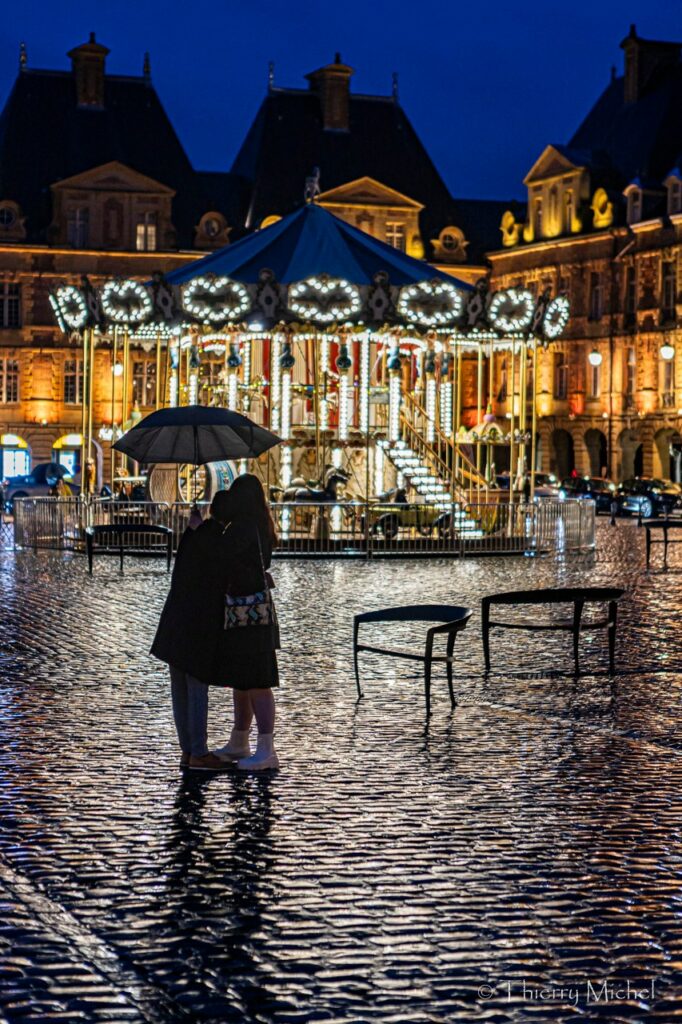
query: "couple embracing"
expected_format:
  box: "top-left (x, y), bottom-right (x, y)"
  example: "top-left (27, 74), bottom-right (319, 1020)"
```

top-left (151, 474), bottom-right (280, 772)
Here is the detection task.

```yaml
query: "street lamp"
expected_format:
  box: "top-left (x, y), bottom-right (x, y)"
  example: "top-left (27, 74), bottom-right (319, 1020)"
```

top-left (660, 342), bottom-right (675, 361)
top-left (588, 349), bottom-right (603, 367)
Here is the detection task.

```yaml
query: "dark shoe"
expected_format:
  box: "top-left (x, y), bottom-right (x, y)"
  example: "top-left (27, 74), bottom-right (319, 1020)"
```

top-left (180, 753), bottom-right (190, 768)
top-left (188, 753), bottom-right (231, 772)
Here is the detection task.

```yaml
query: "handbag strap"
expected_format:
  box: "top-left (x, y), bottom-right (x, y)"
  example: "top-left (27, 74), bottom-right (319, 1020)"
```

top-left (254, 527), bottom-right (268, 591)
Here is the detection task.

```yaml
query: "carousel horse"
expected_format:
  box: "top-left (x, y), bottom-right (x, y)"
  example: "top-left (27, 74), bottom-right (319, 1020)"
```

top-left (272, 467), bottom-right (350, 503)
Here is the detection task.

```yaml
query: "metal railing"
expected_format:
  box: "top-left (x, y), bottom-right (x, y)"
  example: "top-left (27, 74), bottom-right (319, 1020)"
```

top-left (13, 496), bottom-right (595, 559)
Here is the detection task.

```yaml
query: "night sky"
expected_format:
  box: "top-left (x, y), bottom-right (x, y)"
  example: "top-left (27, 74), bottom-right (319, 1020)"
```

top-left (1, 1), bottom-right (680, 202)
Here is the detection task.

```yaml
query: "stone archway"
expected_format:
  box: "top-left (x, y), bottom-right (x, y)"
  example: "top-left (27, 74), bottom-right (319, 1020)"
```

top-left (584, 428), bottom-right (608, 478)
top-left (654, 427), bottom-right (682, 481)
top-left (550, 428), bottom-right (575, 479)
top-left (618, 427), bottom-right (642, 481)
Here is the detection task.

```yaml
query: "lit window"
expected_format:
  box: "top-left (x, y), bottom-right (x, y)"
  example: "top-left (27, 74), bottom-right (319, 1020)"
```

top-left (67, 207), bottom-right (89, 247)
top-left (661, 357), bottom-right (675, 408)
top-left (63, 359), bottom-right (84, 405)
top-left (588, 360), bottom-right (601, 399)
top-left (136, 212), bottom-right (158, 252)
top-left (564, 190), bottom-right (574, 232)
top-left (132, 360), bottom-right (157, 406)
top-left (553, 351), bottom-right (568, 400)
top-left (0, 357), bottom-right (19, 403)
top-left (625, 347), bottom-right (636, 396)
top-left (662, 260), bottom-right (676, 320)
top-left (0, 282), bottom-right (20, 328)
top-left (385, 222), bottom-right (406, 251)
top-left (534, 197), bottom-right (543, 236)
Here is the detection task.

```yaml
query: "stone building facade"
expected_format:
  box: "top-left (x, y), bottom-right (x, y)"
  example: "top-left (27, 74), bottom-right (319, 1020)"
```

top-left (490, 26), bottom-right (682, 484)
top-left (0, 39), bottom-right (507, 483)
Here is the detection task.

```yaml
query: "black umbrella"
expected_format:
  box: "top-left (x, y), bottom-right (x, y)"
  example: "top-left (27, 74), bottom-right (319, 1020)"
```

top-left (112, 405), bottom-right (281, 465)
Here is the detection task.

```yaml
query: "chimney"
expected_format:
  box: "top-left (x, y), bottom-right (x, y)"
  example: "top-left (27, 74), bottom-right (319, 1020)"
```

top-left (68, 32), bottom-right (110, 108)
top-left (621, 24), bottom-right (681, 103)
top-left (305, 54), bottom-right (354, 132)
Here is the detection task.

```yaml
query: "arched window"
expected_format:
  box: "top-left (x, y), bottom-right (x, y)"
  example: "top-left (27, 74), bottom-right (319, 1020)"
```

top-left (67, 207), bottom-right (89, 247)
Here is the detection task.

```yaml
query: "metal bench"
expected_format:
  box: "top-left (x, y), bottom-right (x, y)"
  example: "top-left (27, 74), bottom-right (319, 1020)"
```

top-left (481, 586), bottom-right (625, 675)
top-left (85, 523), bottom-right (173, 574)
top-left (353, 604), bottom-right (473, 715)
top-left (644, 517), bottom-right (682, 568)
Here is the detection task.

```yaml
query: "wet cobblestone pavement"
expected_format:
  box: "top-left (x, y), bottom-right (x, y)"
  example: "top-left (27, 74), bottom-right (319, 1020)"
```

top-left (1, 522), bottom-right (681, 1023)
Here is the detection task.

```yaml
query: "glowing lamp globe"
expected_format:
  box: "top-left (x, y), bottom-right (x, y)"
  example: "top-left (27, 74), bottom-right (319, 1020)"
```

top-left (588, 349), bottom-right (602, 367)
top-left (660, 342), bottom-right (675, 361)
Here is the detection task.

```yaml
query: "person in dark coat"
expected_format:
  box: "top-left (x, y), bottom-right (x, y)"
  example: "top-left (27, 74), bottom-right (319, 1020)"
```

top-left (151, 474), bottom-right (280, 772)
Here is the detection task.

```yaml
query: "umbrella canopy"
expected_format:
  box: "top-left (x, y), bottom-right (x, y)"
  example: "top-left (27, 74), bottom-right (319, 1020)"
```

top-left (165, 202), bottom-right (472, 289)
top-left (112, 406), bottom-right (282, 465)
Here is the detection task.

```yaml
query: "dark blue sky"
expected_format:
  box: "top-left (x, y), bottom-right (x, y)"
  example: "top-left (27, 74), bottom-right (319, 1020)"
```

top-left (2, 1), bottom-right (680, 201)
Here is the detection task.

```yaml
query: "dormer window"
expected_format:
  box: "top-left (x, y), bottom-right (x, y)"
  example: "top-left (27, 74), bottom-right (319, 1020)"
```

top-left (67, 207), bottom-right (89, 247)
top-left (667, 177), bottom-right (682, 215)
top-left (627, 188), bottom-right (642, 224)
top-left (136, 211), bottom-right (157, 251)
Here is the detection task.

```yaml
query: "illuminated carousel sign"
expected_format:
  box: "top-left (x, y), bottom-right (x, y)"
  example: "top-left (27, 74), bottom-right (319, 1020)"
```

top-left (48, 275), bottom-right (571, 343)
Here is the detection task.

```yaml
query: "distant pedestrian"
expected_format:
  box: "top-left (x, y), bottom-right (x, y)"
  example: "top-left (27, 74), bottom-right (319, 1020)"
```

top-left (610, 496), bottom-right (619, 526)
top-left (151, 475), bottom-right (280, 772)
top-left (522, 474), bottom-right (531, 503)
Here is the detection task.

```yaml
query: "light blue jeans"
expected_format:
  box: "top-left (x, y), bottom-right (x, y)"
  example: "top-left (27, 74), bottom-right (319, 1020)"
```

top-left (169, 666), bottom-right (209, 757)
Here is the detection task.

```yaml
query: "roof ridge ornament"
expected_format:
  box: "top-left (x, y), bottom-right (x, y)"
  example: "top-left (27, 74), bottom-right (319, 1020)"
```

top-left (268, 60), bottom-right (275, 91)
top-left (19, 41), bottom-right (27, 70)
top-left (392, 71), bottom-right (399, 101)
top-left (143, 52), bottom-right (151, 82)
top-left (304, 167), bottom-right (321, 204)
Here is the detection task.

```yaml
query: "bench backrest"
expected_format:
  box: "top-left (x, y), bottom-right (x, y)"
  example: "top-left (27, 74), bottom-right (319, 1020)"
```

top-left (482, 587), bottom-right (624, 608)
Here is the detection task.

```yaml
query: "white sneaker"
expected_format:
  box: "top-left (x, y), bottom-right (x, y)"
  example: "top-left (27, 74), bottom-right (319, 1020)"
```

top-left (212, 728), bottom-right (251, 762)
top-left (236, 733), bottom-right (279, 771)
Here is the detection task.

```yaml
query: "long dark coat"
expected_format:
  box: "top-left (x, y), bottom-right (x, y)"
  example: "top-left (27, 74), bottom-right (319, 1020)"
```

top-left (151, 518), bottom-right (279, 688)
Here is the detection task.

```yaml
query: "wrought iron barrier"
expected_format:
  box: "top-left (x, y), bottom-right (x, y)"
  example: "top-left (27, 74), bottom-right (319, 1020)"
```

top-left (13, 496), bottom-right (595, 559)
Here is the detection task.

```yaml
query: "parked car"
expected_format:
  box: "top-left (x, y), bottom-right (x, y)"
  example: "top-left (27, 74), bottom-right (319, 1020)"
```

top-left (558, 476), bottom-right (617, 513)
top-left (2, 462), bottom-right (77, 513)
top-left (617, 478), bottom-right (680, 519)
top-left (496, 472), bottom-right (560, 497)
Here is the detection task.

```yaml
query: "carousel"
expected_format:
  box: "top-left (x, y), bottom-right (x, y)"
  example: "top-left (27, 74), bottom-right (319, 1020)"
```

top-left (49, 200), bottom-right (570, 541)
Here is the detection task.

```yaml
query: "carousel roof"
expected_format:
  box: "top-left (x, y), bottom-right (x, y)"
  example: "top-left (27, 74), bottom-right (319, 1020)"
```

top-left (166, 202), bottom-right (472, 289)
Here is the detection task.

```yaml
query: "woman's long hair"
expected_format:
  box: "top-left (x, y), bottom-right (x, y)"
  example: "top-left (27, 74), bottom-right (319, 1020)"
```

top-left (211, 474), bottom-right (277, 546)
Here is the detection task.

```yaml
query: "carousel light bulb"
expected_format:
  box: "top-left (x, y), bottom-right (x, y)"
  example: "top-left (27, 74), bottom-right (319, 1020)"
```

top-left (169, 370), bottom-right (179, 408)
top-left (227, 371), bottom-right (239, 409)
top-left (271, 335), bottom-right (281, 433)
top-left (281, 370), bottom-right (291, 440)
top-left (440, 379), bottom-right (453, 436)
top-left (320, 397), bottom-right (329, 432)
top-left (425, 377), bottom-right (437, 443)
top-left (338, 374), bottom-right (349, 441)
top-left (320, 335), bottom-right (330, 374)
top-left (389, 372), bottom-right (402, 442)
top-left (359, 333), bottom-right (370, 433)
top-left (280, 446), bottom-right (292, 487)
top-left (188, 372), bottom-right (199, 405)
top-left (112, 362), bottom-right (124, 377)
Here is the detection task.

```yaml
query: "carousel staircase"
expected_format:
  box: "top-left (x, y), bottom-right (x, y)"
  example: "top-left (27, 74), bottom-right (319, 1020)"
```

top-left (376, 439), bottom-right (484, 539)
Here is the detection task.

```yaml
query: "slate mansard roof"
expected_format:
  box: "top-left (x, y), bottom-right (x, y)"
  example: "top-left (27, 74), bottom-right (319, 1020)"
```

top-left (0, 66), bottom-right (232, 246)
top-left (230, 85), bottom-right (505, 262)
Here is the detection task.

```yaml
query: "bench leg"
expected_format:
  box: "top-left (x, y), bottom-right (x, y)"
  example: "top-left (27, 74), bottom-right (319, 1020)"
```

top-left (86, 536), bottom-right (93, 575)
top-left (424, 636), bottom-right (433, 717)
top-left (446, 631), bottom-right (456, 708)
top-left (482, 601), bottom-right (491, 672)
top-left (646, 528), bottom-right (651, 569)
top-left (608, 601), bottom-right (617, 674)
top-left (353, 621), bottom-right (363, 699)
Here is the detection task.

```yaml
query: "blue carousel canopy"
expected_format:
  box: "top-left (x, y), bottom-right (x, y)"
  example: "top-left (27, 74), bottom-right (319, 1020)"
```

top-left (166, 202), bottom-right (473, 290)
